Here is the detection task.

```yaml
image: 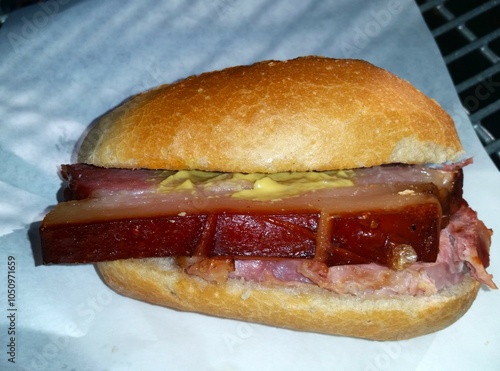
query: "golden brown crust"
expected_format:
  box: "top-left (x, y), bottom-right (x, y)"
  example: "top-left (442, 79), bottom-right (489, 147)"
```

top-left (79, 56), bottom-right (464, 172)
top-left (97, 258), bottom-right (480, 340)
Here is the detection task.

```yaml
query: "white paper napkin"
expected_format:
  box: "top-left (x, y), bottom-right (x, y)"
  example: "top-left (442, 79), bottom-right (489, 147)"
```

top-left (1, 0), bottom-right (499, 370)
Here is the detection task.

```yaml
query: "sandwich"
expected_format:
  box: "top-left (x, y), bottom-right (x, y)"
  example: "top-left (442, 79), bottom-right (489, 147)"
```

top-left (40, 56), bottom-right (495, 340)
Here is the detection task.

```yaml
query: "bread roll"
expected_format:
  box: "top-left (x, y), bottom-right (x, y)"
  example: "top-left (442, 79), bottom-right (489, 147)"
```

top-left (78, 56), bottom-right (484, 340)
top-left (79, 56), bottom-right (464, 173)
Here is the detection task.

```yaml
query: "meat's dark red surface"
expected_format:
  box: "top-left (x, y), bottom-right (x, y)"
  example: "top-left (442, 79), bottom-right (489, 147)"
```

top-left (41, 205), bottom-right (439, 267)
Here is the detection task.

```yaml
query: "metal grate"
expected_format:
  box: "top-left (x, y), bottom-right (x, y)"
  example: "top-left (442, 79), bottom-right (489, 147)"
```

top-left (0, 1), bottom-right (38, 26)
top-left (418, 0), bottom-right (500, 170)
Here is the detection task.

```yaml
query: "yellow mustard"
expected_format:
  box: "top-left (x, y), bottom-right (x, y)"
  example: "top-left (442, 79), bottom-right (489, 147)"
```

top-left (232, 171), bottom-right (354, 199)
top-left (158, 169), bottom-right (355, 199)
top-left (158, 170), bottom-right (222, 191)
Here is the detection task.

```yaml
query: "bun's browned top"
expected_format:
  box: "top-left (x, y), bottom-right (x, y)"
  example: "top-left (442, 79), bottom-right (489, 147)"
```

top-left (79, 56), bottom-right (463, 172)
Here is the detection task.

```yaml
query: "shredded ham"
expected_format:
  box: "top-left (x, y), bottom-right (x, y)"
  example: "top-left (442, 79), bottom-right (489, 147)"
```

top-left (447, 206), bottom-right (495, 288)
top-left (177, 256), bottom-right (235, 284)
top-left (231, 205), bottom-right (496, 295)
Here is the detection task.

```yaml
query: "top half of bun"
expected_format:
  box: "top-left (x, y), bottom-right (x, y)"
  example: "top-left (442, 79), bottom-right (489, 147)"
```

top-left (78, 56), bottom-right (464, 173)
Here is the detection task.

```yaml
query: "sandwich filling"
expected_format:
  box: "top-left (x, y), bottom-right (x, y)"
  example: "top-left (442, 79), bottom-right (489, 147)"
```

top-left (40, 161), bottom-right (495, 295)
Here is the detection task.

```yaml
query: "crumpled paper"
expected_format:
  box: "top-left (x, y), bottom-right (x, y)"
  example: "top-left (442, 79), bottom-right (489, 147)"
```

top-left (1, 0), bottom-right (499, 369)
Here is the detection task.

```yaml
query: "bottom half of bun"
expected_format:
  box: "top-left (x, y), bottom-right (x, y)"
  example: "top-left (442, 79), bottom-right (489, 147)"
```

top-left (96, 257), bottom-right (480, 341)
